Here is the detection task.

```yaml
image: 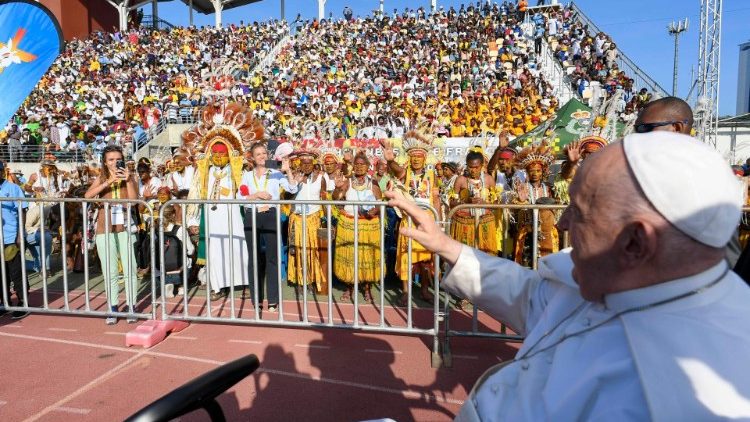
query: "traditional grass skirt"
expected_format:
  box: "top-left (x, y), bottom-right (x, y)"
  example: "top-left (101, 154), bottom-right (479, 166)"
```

top-left (450, 212), bottom-right (498, 254)
top-left (396, 218), bottom-right (433, 282)
top-left (334, 213), bottom-right (381, 284)
top-left (288, 212), bottom-right (326, 290)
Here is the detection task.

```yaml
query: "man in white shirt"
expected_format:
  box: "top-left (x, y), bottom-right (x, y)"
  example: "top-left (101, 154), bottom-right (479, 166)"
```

top-left (386, 132), bottom-right (750, 420)
top-left (239, 143), bottom-right (299, 310)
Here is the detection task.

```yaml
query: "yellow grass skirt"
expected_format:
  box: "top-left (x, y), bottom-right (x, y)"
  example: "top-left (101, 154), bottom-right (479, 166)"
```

top-left (334, 213), bottom-right (382, 284)
top-left (450, 212), bottom-right (498, 254)
top-left (396, 218), bottom-right (433, 283)
top-left (288, 212), bottom-right (326, 289)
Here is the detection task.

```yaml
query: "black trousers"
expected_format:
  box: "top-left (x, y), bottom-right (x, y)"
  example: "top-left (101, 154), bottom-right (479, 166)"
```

top-left (2, 245), bottom-right (26, 306)
top-left (244, 208), bottom-right (280, 305)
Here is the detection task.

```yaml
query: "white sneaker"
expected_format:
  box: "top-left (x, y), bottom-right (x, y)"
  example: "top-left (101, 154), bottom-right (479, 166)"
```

top-left (126, 316), bottom-right (138, 324)
top-left (105, 316), bottom-right (117, 325)
top-left (165, 286), bottom-right (175, 298)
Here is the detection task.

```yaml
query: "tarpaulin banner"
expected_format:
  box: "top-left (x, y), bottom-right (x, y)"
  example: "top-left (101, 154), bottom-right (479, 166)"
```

top-left (0, 0), bottom-right (63, 127)
top-left (281, 137), bottom-right (503, 166)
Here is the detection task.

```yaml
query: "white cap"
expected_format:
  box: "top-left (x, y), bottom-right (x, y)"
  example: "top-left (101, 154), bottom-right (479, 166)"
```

top-left (623, 132), bottom-right (742, 248)
top-left (273, 142), bottom-right (294, 160)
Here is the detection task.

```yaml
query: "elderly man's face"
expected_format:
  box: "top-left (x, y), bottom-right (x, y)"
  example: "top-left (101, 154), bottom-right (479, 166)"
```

top-left (558, 145), bottom-right (624, 302)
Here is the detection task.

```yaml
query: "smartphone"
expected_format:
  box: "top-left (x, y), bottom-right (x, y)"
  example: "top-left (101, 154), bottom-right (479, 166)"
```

top-left (116, 160), bottom-right (126, 170)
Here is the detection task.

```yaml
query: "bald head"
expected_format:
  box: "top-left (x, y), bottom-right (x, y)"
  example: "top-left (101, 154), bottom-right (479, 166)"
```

top-left (635, 97), bottom-right (693, 135)
top-left (559, 142), bottom-right (724, 302)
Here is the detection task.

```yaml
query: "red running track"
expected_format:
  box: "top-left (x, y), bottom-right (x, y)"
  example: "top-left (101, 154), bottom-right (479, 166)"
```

top-left (0, 305), bottom-right (519, 421)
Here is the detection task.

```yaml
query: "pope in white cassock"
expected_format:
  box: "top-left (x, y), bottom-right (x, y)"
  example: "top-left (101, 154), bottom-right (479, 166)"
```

top-left (187, 135), bottom-right (248, 300)
top-left (386, 132), bottom-right (750, 421)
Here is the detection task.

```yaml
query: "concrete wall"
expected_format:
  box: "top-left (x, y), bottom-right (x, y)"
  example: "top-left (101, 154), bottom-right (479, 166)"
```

top-left (717, 124), bottom-right (750, 164)
top-left (40, 0), bottom-right (118, 41)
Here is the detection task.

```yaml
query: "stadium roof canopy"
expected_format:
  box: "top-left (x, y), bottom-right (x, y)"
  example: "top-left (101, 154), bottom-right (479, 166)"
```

top-left (176, 0), bottom-right (263, 15)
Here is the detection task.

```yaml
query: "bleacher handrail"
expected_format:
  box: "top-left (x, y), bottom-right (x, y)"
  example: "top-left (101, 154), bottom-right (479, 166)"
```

top-left (0, 145), bottom-right (88, 163)
top-left (568, 1), bottom-right (669, 97)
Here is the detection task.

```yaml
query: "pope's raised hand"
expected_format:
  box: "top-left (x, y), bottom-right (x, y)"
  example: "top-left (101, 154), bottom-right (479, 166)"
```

top-left (384, 190), bottom-right (462, 265)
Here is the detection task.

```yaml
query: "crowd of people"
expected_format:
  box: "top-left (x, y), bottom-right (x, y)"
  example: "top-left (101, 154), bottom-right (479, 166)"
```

top-left (254, 2), bottom-right (560, 140)
top-left (532, 5), bottom-right (656, 124)
top-left (4, 3), bottom-right (750, 421)
top-left (5, 95), bottom-right (731, 324)
top-left (1, 20), bottom-right (290, 161)
top-left (2, 1), bottom-right (664, 162)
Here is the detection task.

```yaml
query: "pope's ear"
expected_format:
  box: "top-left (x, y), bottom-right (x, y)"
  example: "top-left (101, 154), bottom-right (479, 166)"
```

top-left (617, 220), bottom-right (658, 267)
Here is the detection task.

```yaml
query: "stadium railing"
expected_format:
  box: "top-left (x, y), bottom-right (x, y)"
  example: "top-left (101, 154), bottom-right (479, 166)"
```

top-left (539, 38), bottom-right (581, 104)
top-left (439, 203), bottom-right (568, 367)
top-left (158, 198), bottom-right (444, 367)
top-left (0, 197), bottom-right (157, 322)
top-left (0, 145), bottom-right (88, 163)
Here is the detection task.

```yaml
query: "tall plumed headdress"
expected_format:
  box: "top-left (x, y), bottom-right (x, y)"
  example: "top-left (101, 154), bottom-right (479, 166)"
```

top-left (183, 102), bottom-right (264, 216)
top-left (180, 102), bottom-right (264, 156)
top-left (515, 141), bottom-right (556, 172)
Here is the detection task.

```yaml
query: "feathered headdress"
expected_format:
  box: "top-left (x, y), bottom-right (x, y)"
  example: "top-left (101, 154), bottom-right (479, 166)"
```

top-left (289, 138), bottom-right (323, 160)
top-left (515, 141), bottom-right (555, 171)
top-left (400, 129), bottom-right (444, 166)
top-left (181, 102), bottom-right (264, 156)
top-left (319, 139), bottom-right (340, 163)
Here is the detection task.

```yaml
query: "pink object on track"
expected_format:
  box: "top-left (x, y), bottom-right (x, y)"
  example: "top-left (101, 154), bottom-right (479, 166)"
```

top-left (125, 320), bottom-right (190, 348)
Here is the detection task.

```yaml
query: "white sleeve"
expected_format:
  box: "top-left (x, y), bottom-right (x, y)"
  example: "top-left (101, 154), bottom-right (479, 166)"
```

top-left (177, 225), bottom-right (194, 256)
top-left (442, 245), bottom-right (551, 336)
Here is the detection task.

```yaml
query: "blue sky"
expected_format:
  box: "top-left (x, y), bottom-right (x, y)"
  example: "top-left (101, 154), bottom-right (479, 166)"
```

top-left (148, 0), bottom-right (750, 116)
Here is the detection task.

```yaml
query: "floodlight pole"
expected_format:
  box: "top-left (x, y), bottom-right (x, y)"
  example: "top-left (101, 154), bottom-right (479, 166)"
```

top-left (668, 18), bottom-right (689, 96)
top-left (189, 0), bottom-right (194, 26)
top-left (318, 0), bottom-right (326, 20)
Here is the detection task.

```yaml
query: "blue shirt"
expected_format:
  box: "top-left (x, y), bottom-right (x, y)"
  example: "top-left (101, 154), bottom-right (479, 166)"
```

top-left (240, 169), bottom-right (299, 211)
top-left (0, 180), bottom-right (28, 244)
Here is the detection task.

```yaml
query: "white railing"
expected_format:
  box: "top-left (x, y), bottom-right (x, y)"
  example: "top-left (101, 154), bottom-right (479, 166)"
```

top-left (538, 38), bottom-right (580, 104)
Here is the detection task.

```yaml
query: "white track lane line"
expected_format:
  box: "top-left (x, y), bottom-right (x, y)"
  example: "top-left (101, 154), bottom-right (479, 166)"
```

top-left (0, 331), bottom-right (464, 408)
top-left (47, 328), bottom-right (78, 332)
top-left (364, 349), bottom-right (403, 355)
top-left (23, 351), bottom-right (147, 422)
top-left (294, 344), bottom-right (331, 349)
top-left (228, 339), bottom-right (263, 344)
top-left (51, 406), bottom-right (91, 415)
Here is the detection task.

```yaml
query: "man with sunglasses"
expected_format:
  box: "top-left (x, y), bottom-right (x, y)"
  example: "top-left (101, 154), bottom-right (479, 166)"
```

top-left (635, 96), bottom-right (742, 266)
top-left (633, 96), bottom-right (693, 135)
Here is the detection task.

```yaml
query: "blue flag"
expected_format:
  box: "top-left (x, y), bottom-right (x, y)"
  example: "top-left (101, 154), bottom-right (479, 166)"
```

top-left (0, 0), bottom-right (63, 126)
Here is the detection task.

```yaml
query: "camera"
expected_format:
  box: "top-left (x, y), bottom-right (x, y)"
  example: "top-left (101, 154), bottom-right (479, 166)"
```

top-left (116, 160), bottom-right (126, 170)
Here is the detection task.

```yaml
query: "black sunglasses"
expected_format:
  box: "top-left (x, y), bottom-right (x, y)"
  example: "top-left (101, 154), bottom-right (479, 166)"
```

top-left (634, 120), bottom-right (688, 133)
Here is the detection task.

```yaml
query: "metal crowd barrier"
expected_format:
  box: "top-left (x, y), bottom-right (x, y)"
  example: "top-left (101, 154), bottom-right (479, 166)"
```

top-left (158, 198), bottom-right (444, 367)
top-left (440, 203), bottom-right (567, 367)
top-left (0, 197), bottom-right (156, 321)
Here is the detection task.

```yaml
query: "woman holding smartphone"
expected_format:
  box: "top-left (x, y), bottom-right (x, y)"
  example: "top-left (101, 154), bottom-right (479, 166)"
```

top-left (85, 145), bottom-right (139, 325)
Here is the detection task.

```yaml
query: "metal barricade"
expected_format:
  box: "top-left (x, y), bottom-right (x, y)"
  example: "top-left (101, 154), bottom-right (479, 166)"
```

top-left (157, 198), bottom-right (444, 367)
top-left (440, 202), bottom-right (567, 367)
top-left (0, 197), bottom-right (156, 322)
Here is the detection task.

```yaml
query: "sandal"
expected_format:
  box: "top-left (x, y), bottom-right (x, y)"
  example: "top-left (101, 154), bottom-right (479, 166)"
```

top-left (363, 286), bottom-right (374, 304)
top-left (210, 290), bottom-right (227, 301)
top-left (340, 289), bottom-right (352, 303)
